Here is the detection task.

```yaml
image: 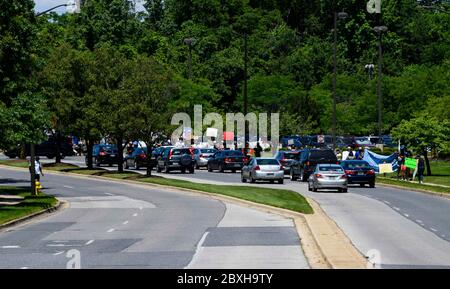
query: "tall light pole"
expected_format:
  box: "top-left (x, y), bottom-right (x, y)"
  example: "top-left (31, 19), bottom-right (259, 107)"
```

top-left (373, 25), bottom-right (388, 143)
top-left (365, 64), bottom-right (375, 80)
top-left (332, 11), bottom-right (348, 150)
top-left (183, 38), bottom-right (196, 80)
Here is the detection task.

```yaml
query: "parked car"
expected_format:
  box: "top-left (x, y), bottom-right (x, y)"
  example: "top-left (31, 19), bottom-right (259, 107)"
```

top-left (274, 150), bottom-right (301, 174)
top-left (207, 150), bottom-right (247, 173)
top-left (156, 147), bottom-right (194, 174)
top-left (241, 158), bottom-right (284, 184)
top-left (85, 144), bottom-right (119, 167)
top-left (340, 160), bottom-right (376, 188)
top-left (308, 164), bottom-right (348, 193)
top-left (192, 148), bottom-right (217, 169)
top-left (290, 149), bottom-right (338, 182)
top-left (124, 147), bottom-right (150, 170)
top-left (4, 136), bottom-right (74, 159)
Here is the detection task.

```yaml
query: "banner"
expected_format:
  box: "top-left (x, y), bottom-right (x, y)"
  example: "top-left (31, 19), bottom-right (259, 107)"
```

top-left (405, 158), bottom-right (417, 169)
top-left (362, 149), bottom-right (398, 173)
top-left (206, 128), bottom-right (218, 138)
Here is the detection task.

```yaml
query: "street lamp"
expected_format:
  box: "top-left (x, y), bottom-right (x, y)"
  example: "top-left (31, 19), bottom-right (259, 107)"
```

top-left (373, 25), bottom-right (388, 144)
top-left (332, 11), bottom-right (348, 150)
top-left (365, 64), bottom-right (375, 80)
top-left (183, 38), bottom-right (196, 80)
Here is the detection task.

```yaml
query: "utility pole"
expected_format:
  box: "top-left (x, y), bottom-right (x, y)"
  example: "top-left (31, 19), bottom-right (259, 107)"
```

top-left (332, 11), bottom-right (348, 150)
top-left (244, 33), bottom-right (249, 147)
top-left (373, 25), bottom-right (388, 143)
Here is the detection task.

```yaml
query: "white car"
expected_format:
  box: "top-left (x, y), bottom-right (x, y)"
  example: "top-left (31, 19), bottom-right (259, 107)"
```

top-left (241, 158), bottom-right (284, 184)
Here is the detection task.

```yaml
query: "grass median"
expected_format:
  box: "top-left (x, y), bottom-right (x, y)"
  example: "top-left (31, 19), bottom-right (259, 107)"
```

top-left (0, 160), bottom-right (313, 214)
top-left (377, 177), bottom-right (450, 195)
top-left (0, 186), bottom-right (58, 225)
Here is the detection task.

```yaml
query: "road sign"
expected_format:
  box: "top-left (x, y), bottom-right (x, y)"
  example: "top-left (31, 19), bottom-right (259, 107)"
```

top-left (206, 128), bottom-right (218, 138)
top-left (379, 163), bottom-right (393, 174)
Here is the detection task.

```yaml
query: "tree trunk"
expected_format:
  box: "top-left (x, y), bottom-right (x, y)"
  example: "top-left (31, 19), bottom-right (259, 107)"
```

top-left (424, 150), bottom-right (432, 176)
top-left (117, 135), bottom-right (124, 173)
top-left (87, 139), bottom-right (94, 170)
top-left (146, 142), bottom-right (153, 177)
top-left (55, 131), bottom-right (62, 164)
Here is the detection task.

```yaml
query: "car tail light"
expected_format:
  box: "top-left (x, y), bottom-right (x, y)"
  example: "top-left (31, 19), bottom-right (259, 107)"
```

top-left (340, 175), bottom-right (348, 179)
top-left (243, 157), bottom-right (248, 163)
top-left (366, 170), bottom-right (375, 175)
top-left (225, 158), bottom-right (231, 163)
top-left (306, 161), bottom-right (310, 166)
top-left (255, 166), bottom-right (261, 171)
top-left (169, 150), bottom-right (173, 160)
top-left (139, 154), bottom-right (146, 159)
top-left (200, 154), bottom-right (204, 158)
top-left (100, 151), bottom-right (106, 156)
top-left (345, 170), bottom-right (356, 175)
top-left (315, 173), bottom-right (323, 178)
top-left (280, 166), bottom-right (285, 171)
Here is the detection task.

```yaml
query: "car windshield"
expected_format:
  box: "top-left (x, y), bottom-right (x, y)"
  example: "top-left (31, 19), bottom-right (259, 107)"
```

top-left (201, 149), bottom-right (216, 153)
top-left (310, 150), bottom-right (336, 159)
top-left (223, 151), bottom-right (244, 156)
top-left (256, 159), bottom-right (279, 165)
top-left (344, 162), bottom-right (372, 169)
top-left (318, 166), bottom-right (343, 172)
top-left (283, 153), bottom-right (299, 160)
top-left (172, 149), bottom-right (191, 155)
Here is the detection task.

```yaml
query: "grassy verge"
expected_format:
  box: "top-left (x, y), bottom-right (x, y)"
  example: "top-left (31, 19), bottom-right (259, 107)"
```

top-left (0, 160), bottom-right (313, 214)
top-left (377, 177), bottom-right (450, 194)
top-left (0, 186), bottom-right (58, 225)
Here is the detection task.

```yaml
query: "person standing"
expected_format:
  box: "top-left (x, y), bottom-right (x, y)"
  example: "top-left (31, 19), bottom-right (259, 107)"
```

top-left (417, 155), bottom-right (426, 184)
top-left (30, 156), bottom-right (44, 182)
top-left (255, 142), bottom-right (262, 158)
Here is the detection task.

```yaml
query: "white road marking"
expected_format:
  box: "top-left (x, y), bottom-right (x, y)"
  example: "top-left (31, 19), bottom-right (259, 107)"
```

top-left (104, 193), bottom-right (114, 196)
top-left (403, 213), bottom-right (409, 217)
top-left (430, 228), bottom-right (438, 232)
top-left (20, 267), bottom-right (28, 269)
top-left (393, 207), bottom-right (400, 211)
top-left (107, 228), bottom-right (115, 233)
top-left (63, 185), bottom-right (74, 189)
top-left (133, 213), bottom-right (138, 217)
top-left (383, 201), bottom-right (390, 205)
top-left (53, 251), bottom-right (65, 256)
top-left (85, 240), bottom-right (95, 245)
top-left (1, 246), bottom-right (20, 249)
top-left (123, 221), bottom-right (129, 225)
top-left (416, 220), bottom-right (423, 223)
top-left (184, 232), bottom-right (209, 269)
top-left (47, 244), bottom-right (72, 247)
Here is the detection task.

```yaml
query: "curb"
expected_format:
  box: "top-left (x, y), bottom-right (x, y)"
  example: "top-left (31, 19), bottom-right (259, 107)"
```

top-left (377, 180), bottom-right (450, 200)
top-left (0, 164), bottom-right (367, 269)
top-left (0, 199), bottom-right (66, 232)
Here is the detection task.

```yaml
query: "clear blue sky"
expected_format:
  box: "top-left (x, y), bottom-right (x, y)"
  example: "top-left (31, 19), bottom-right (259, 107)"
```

top-left (34, 0), bottom-right (145, 14)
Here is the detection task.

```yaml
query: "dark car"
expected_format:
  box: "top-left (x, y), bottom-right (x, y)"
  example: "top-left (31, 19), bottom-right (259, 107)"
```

top-left (85, 144), bottom-right (119, 167)
top-left (340, 160), bottom-right (376, 188)
top-left (290, 149), bottom-right (338, 182)
top-left (4, 136), bottom-right (74, 159)
top-left (156, 147), bottom-right (194, 174)
top-left (207, 150), bottom-right (247, 173)
top-left (124, 147), bottom-right (150, 170)
top-left (274, 150), bottom-right (302, 174)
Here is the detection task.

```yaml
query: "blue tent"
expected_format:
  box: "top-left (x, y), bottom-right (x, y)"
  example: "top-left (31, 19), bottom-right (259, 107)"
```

top-left (362, 149), bottom-right (398, 173)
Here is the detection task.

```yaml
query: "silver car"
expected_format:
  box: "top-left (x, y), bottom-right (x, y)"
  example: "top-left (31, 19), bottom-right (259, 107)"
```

top-left (308, 164), bottom-right (348, 193)
top-left (241, 158), bottom-right (284, 184)
top-left (193, 148), bottom-right (217, 169)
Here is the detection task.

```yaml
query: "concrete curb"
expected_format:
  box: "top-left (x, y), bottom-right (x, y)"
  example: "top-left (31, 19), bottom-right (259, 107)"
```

top-left (0, 199), bottom-right (66, 232)
top-left (377, 180), bottom-right (450, 200)
top-left (0, 164), bottom-right (367, 269)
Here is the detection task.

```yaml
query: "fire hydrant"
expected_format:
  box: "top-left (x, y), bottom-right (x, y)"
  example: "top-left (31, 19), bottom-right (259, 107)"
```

top-left (35, 181), bottom-right (42, 195)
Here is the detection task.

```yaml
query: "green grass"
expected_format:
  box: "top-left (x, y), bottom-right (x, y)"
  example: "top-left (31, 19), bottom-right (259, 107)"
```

top-left (0, 186), bottom-right (58, 225)
top-left (0, 159), bottom-right (29, 168)
top-left (377, 177), bottom-right (450, 194)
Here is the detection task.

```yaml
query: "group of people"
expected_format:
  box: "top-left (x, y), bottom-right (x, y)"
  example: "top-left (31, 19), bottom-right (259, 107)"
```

top-left (397, 154), bottom-right (426, 184)
top-left (335, 147), bottom-right (365, 161)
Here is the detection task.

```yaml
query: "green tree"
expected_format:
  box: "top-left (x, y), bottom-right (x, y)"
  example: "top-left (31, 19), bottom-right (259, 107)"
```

top-left (391, 116), bottom-right (450, 175)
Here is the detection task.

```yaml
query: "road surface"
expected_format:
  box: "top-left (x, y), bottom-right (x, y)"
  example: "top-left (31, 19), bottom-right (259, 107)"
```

top-left (0, 167), bottom-right (308, 269)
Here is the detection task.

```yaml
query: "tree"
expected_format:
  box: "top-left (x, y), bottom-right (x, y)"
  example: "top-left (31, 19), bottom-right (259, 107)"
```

top-left (391, 116), bottom-right (450, 175)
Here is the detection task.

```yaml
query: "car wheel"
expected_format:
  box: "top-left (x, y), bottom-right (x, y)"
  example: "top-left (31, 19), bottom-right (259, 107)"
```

top-left (290, 169), bottom-right (298, 181)
top-left (250, 174), bottom-right (256, 183)
top-left (241, 173), bottom-right (247, 183)
top-left (301, 171), bottom-right (308, 182)
top-left (134, 160), bottom-right (140, 170)
top-left (313, 184), bottom-right (318, 192)
top-left (207, 164), bottom-right (213, 172)
top-left (369, 182), bottom-right (375, 188)
top-left (124, 161), bottom-right (129, 169)
top-left (47, 155), bottom-right (54, 159)
top-left (95, 157), bottom-right (101, 167)
top-left (108, 163), bottom-right (113, 167)
top-left (219, 163), bottom-right (224, 173)
top-left (270, 180), bottom-right (275, 184)
top-left (342, 188), bottom-right (348, 193)
top-left (360, 183), bottom-right (365, 187)
top-left (278, 179), bottom-right (284, 185)
top-left (231, 169), bottom-right (236, 173)
top-left (181, 168), bottom-right (186, 174)
top-left (164, 164), bottom-right (170, 173)
top-left (308, 183), bottom-right (312, 191)
top-left (195, 162), bottom-right (200, 170)
top-left (156, 165), bottom-right (162, 173)
top-left (189, 167), bottom-right (195, 174)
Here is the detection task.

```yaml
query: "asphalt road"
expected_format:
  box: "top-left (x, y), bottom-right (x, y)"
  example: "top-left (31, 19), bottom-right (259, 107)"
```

top-left (51, 156), bottom-right (450, 269)
top-left (0, 167), bottom-right (308, 269)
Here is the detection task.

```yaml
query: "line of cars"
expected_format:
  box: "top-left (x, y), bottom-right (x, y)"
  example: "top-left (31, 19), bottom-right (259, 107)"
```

top-left (85, 143), bottom-right (377, 193)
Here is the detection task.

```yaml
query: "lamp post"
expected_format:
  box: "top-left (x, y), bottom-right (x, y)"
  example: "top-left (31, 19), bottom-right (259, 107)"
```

top-left (365, 64), bottom-right (375, 80)
top-left (332, 11), bottom-right (348, 150)
top-left (183, 38), bottom-right (196, 80)
top-left (373, 25), bottom-right (388, 144)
